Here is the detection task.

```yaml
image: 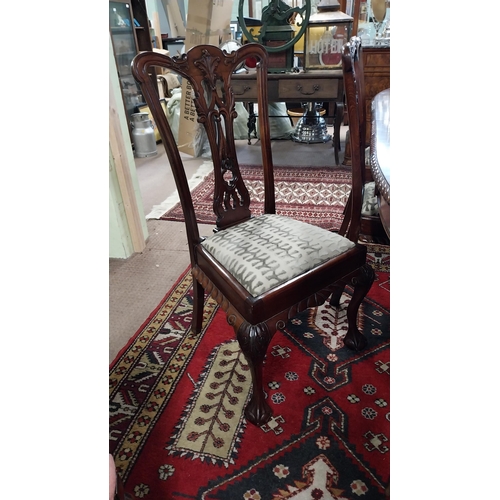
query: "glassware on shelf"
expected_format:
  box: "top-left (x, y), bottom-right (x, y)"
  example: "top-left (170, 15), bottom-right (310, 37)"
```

top-left (357, 21), bottom-right (375, 45)
top-left (371, 0), bottom-right (386, 41)
top-left (355, 0), bottom-right (390, 46)
top-left (382, 13), bottom-right (390, 40)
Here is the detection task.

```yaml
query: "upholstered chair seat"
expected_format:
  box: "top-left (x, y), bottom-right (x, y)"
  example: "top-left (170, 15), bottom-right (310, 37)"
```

top-left (201, 214), bottom-right (355, 297)
top-left (361, 181), bottom-right (379, 216)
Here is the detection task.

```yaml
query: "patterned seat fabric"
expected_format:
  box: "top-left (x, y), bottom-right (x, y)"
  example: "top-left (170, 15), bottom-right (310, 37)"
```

top-left (200, 214), bottom-right (355, 297)
top-left (362, 181), bottom-right (379, 216)
top-left (363, 148), bottom-right (379, 215)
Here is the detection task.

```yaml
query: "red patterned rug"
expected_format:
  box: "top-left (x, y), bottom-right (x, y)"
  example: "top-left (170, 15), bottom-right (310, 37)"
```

top-left (109, 244), bottom-right (390, 499)
top-left (160, 165), bottom-right (353, 231)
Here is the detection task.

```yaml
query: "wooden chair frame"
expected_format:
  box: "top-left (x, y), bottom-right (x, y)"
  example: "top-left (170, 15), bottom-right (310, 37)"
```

top-left (132, 43), bottom-right (374, 426)
top-left (339, 37), bottom-right (389, 244)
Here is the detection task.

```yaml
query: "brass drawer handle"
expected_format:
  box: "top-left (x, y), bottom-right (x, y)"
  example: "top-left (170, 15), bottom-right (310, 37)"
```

top-left (296, 84), bottom-right (320, 95)
top-left (233, 85), bottom-right (252, 95)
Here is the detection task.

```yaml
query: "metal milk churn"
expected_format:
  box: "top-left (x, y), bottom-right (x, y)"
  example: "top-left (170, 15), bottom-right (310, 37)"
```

top-left (131, 112), bottom-right (157, 158)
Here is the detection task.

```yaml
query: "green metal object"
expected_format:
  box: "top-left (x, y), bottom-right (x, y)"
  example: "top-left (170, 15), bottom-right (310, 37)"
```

top-left (237, 0), bottom-right (311, 54)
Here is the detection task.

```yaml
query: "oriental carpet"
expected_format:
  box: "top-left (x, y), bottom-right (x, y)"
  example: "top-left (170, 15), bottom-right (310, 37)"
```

top-left (109, 244), bottom-right (390, 499)
top-left (159, 165), bottom-right (352, 232)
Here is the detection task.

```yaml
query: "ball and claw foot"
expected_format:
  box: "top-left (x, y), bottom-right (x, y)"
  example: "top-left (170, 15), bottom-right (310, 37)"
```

top-left (244, 395), bottom-right (273, 426)
top-left (343, 329), bottom-right (368, 351)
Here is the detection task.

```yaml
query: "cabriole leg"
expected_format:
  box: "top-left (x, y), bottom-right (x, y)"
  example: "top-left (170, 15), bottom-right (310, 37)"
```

top-left (343, 263), bottom-right (375, 351)
top-left (329, 282), bottom-right (347, 307)
top-left (236, 322), bottom-right (274, 426)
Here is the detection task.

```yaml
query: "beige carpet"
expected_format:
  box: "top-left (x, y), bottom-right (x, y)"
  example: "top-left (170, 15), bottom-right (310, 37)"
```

top-left (109, 219), bottom-right (215, 363)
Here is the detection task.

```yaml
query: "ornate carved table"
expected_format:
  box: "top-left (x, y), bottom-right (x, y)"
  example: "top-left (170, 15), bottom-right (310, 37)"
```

top-left (370, 88), bottom-right (390, 238)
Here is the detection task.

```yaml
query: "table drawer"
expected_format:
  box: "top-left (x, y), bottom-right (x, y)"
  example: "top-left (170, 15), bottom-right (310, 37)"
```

top-left (232, 81), bottom-right (258, 99)
top-left (278, 78), bottom-right (339, 100)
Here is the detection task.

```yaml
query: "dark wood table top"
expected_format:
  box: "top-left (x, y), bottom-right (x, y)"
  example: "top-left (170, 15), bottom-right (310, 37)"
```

top-left (370, 88), bottom-right (390, 237)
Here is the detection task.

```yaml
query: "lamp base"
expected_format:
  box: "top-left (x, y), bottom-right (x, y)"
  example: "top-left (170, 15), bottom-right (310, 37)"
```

top-left (289, 103), bottom-right (332, 144)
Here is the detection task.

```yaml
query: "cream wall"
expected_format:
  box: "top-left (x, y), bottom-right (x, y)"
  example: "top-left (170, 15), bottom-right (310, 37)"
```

top-left (109, 148), bottom-right (134, 258)
top-left (109, 35), bottom-right (148, 259)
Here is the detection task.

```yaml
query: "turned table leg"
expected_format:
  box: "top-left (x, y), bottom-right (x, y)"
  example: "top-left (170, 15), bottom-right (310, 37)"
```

top-left (333, 101), bottom-right (343, 166)
top-left (247, 102), bottom-right (257, 145)
top-left (342, 129), bottom-right (352, 167)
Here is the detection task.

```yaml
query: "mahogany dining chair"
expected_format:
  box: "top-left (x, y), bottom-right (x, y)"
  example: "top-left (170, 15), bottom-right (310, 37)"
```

top-left (339, 37), bottom-right (389, 245)
top-left (131, 43), bottom-right (375, 426)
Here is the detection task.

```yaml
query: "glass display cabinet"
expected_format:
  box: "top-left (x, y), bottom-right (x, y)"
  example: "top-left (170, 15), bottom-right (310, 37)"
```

top-left (109, 1), bottom-right (144, 122)
top-left (109, 0), bottom-right (154, 139)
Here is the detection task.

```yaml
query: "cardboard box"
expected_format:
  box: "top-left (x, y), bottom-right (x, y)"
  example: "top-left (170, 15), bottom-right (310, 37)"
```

top-left (177, 0), bottom-right (234, 156)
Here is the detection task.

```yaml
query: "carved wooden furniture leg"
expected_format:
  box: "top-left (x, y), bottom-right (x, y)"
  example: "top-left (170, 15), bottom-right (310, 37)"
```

top-left (333, 101), bottom-right (344, 165)
top-left (191, 278), bottom-right (205, 334)
top-left (247, 102), bottom-right (257, 145)
top-left (236, 321), bottom-right (274, 426)
top-left (191, 268), bottom-right (274, 425)
top-left (329, 282), bottom-right (347, 307)
top-left (342, 129), bottom-right (352, 166)
top-left (343, 263), bottom-right (375, 351)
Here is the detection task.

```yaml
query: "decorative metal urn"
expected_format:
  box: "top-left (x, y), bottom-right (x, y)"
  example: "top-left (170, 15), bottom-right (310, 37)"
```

top-left (291, 102), bottom-right (331, 144)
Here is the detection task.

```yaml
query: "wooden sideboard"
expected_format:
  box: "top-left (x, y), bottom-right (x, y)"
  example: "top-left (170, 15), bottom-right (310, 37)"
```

top-left (343, 44), bottom-right (390, 166)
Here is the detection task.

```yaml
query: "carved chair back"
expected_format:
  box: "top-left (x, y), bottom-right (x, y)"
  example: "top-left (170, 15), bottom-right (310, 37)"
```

top-left (340, 36), bottom-right (370, 242)
top-left (132, 43), bottom-right (274, 264)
